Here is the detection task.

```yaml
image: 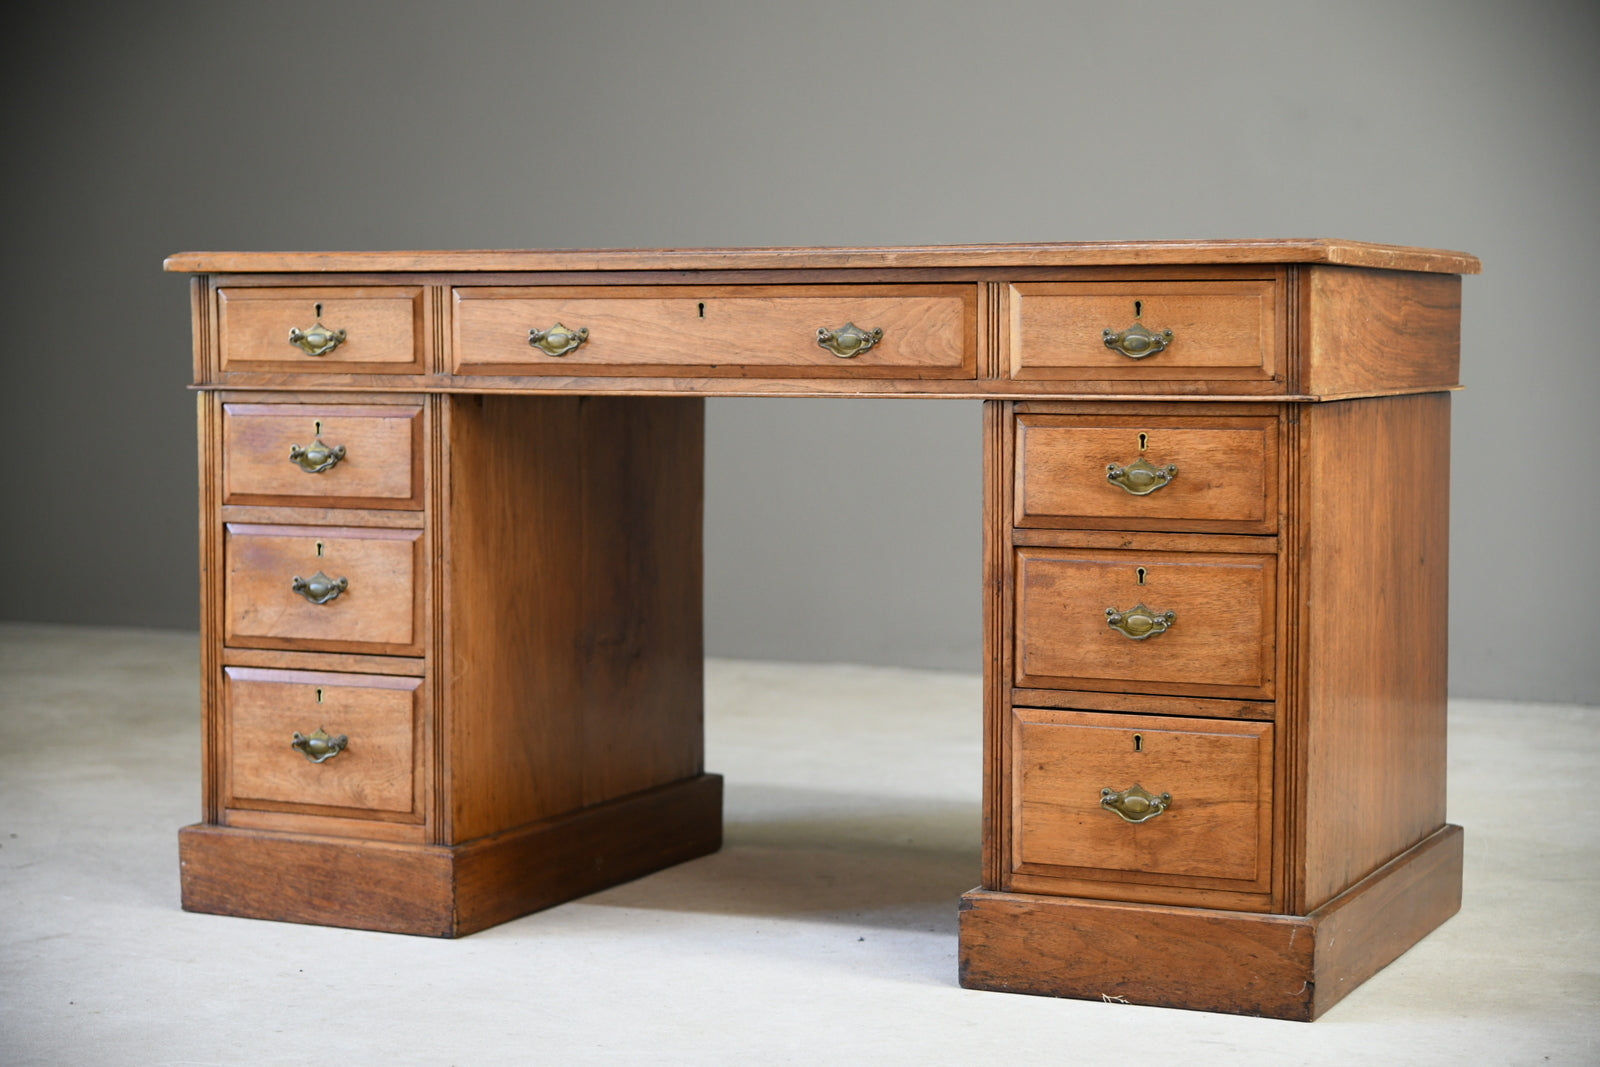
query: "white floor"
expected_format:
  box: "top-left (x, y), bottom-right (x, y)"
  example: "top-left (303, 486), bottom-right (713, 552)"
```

top-left (1, 623), bottom-right (1595, 1065)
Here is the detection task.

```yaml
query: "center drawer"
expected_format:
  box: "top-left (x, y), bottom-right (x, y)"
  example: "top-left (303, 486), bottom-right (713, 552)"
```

top-left (1014, 543), bottom-right (1276, 698)
top-left (452, 284), bottom-right (976, 377)
top-left (224, 524), bottom-right (423, 656)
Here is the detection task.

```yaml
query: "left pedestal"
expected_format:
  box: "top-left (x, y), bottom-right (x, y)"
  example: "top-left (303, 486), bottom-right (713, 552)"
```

top-left (188, 390), bottom-right (715, 935)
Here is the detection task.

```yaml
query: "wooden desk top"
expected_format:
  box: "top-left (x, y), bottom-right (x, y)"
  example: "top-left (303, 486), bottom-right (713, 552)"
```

top-left (164, 239), bottom-right (1481, 276)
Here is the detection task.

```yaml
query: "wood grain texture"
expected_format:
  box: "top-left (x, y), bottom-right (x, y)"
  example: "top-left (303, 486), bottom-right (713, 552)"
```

top-left (164, 239), bottom-right (1482, 275)
top-left (1016, 412), bottom-right (1277, 533)
top-left (1010, 688), bottom-right (1273, 721)
top-left (224, 524), bottom-right (423, 655)
top-left (178, 773), bottom-right (721, 937)
top-left (443, 395), bottom-right (704, 843)
top-left (1010, 279), bottom-right (1279, 382)
top-left (453, 284), bottom-right (976, 378)
top-left (222, 402), bottom-right (423, 508)
top-left (1302, 267), bottom-right (1462, 397)
top-left (960, 824), bottom-right (1461, 1020)
top-left (1296, 393), bottom-right (1451, 909)
top-left (218, 286), bottom-right (426, 374)
top-left (1010, 709), bottom-right (1273, 894)
top-left (223, 666), bottom-right (422, 820)
top-left (1014, 544), bottom-right (1276, 697)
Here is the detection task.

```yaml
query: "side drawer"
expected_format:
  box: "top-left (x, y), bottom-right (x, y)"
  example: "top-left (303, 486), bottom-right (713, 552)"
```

top-left (218, 287), bottom-right (425, 373)
top-left (1014, 544), bottom-right (1276, 699)
top-left (1015, 412), bottom-right (1277, 532)
top-left (222, 666), bottom-right (424, 823)
top-left (1010, 279), bottom-right (1278, 382)
top-left (224, 524), bottom-right (423, 656)
top-left (222, 403), bottom-right (423, 509)
top-left (452, 284), bottom-right (976, 377)
top-left (1008, 708), bottom-right (1273, 901)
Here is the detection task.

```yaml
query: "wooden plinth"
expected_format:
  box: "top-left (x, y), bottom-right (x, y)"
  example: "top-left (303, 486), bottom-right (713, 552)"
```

top-left (179, 774), bottom-right (723, 937)
top-left (959, 824), bottom-right (1462, 1021)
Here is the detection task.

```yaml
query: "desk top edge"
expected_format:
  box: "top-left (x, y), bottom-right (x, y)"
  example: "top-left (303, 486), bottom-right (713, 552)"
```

top-left (163, 240), bottom-right (1481, 276)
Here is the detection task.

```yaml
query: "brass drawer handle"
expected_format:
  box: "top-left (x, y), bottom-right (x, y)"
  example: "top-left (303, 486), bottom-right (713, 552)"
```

top-left (816, 322), bottom-right (883, 358)
top-left (291, 727), bottom-right (348, 764)
top-left (1106, 603), bottom-right (1174, 640)
top-left (287, 312), bottom-right (347, 357)
top-left (1101, 783), bottom-right (1171, 823)
top-left (1107, 457), bottom-right (1177, 495)
top-left (528, 322), bottom-right (589, 357)
top-left (291, 570), bottom-right (348, 605)
top-left (288, 436), bottom-right (346, 474)
top-left (1103, 321), bottom-right (1172, 359)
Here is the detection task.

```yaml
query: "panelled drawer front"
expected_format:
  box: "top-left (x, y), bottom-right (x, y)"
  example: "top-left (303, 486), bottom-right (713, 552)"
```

top-left (1014, 545), bottom-right (1275, 698)
top-left (453, 285), bottom-right (976, 377)
top-left (224, 524), bottom-right (422, 655)
top-left (1015, 413), bottom-right (1277, 532)
top-left (218, 287), bottom-right (424, 373)
top-left (222, 403), bottom-right (423, 508)
top-left (1011, 708), bottom-right (1272, 891)
top-left (1010, 280), bottom-right (1278, 381)
top-left (223, 666), bottom-right (422, 820)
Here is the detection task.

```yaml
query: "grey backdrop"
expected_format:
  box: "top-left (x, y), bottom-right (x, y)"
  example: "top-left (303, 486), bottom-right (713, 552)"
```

top-left (3, 1), bottom-right (1595, 704)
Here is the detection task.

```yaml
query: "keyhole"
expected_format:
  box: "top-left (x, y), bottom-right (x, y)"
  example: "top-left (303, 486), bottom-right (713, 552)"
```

top-left (1136, 567), bottom-right (1147, 585)
top-left (1133, 734), bottom-right (1143, 752)
top-left (314, 303), bottom-right (323, 318)
top-left (314, 420), bottom-right (322, 435)
top-left (1138, 432), bottom-right (1148, 452)
top-left (698, 302), bottom-right (705, 318)
top-left (1134, 299), bottom-right (1143, 318)
top-left (316, 541), bottom-right (324, 558)
top-left (316, 688), bottom-right (324, 704)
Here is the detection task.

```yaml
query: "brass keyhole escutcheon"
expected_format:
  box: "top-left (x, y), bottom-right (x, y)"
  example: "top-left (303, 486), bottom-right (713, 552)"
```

top-left (1138, 432), bottom-right (1148, 451)
top-left (1136, 567), bottom-right (1147, 585)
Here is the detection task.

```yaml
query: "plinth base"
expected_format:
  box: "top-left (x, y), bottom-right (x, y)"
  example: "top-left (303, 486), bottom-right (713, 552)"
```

top-left (179, 774), bottom-right (723, 937)
top-left (959, 824), bottom-right (1462, 1020)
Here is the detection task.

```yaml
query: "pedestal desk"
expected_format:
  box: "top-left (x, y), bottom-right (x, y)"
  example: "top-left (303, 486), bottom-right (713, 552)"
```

top-left (166, 240), bottom-right (1478, 1020)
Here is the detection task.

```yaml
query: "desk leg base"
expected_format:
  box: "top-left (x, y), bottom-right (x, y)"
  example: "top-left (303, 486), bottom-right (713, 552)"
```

top-left (179, 773), bottom-right (723, 937)
top-left (958, 824), bottom-right (1462, 1020)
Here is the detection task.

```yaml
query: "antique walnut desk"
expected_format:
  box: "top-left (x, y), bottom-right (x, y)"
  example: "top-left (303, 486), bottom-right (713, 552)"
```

top-left (165, 240), bottom-right (1478, 1020)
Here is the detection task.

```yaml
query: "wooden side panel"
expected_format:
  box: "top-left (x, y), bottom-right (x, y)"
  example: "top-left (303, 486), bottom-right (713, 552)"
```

top-left (1298, 393), bottom-right (1450, 908)
top-left (1302, 268), bottom-right (1460, 396)
top-left (444, 395), bottom-right (705, 843)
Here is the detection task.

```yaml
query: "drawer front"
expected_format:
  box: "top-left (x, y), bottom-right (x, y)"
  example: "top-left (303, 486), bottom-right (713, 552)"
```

top-left (1010, 280), bottom-right (1278, 381)
top-left (218, 287), bottom-right (424, 373)
top-left (1011, 708), bottom-right (1272, 890)
top-left (222, 403), bottom-right (423, 508)
top-left (224, 524), bottom-right (422, 655)
top-left (1016, 413), bottom-right (1277, 532)
top-left (1014, 545), bottom-right (1275, 697)
top-left (223, 666), bottom-right (422, 819)
top-left (453, 284), bottom-right (976, 377)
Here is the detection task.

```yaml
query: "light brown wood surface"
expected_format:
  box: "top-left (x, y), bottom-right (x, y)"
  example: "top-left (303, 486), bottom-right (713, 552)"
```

top-left (441, 395), bottom-right (704, 843)
top-left (1014, 544), bottom-right (1276, 697)
top-left (1015, 411), bottom-right (1277, 532)
top-left (1303, 267), bottom-right (1461, 396)
top-left (165, 238), bottom-right (1482, 275)
top-left (218, 286), bottom-right (425, 373)
top-left (224, 666), bottom-right (421, 818)
top-left (222, 402), bottom-right (423, 508)
top-left (1010, 278), bottom-right (1279, 381)
top-left (1011, 709), bottom-right (1273, 890)
top-left (453, 284), bottom-right (975, 377)
top-left (223, 524), bottom-right (422, 655)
